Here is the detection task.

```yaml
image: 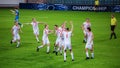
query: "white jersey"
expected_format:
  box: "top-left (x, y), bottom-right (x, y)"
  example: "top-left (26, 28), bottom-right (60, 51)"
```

top-left (31, 22), bottom-right (39, 34)
top-left (83, 22), bottom-right (91, 31)
top-left (85, 31), bottom-right (93, 49)
top-left (42, 28), bottom-right (50, 45)
top-left (31, 22), bottom-right (39, 32)
top-left (63, 31), bottom-right (72, 45)
top-left (12, 25), bottom-right (20, 35)
top-left (86, 31), bottom-right (93, 43)
top-left (55, 27), bottom-right (62, 39)
top-left (12, 25), bottom-right (20, 40)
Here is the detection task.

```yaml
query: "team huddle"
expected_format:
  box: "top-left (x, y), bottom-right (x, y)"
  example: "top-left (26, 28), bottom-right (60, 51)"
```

top-left (10, 8), bottom-right (95, 62)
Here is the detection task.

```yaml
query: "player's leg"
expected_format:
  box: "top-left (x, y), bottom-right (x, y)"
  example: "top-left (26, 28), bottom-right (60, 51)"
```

top-left (15, 18), bottom-right (23, 27)
top-left (11, 34), bottom-right (17, 44)
top-left (46, 38), bottom-right (50, 54)
top-left (90, 45), bottom-right (94, 59)
top-left (46, 43), bottom-right (50, 54)
top-left (16, 34), bottom-right (20, 48)
top-left (59, 46), bottom-right (63, 55)
top-left (64, 45), bottom-right (67, 62)
top-left (36, 40), bottom-right (45, 52)
top-left (110, 25), bottom-right (114, 39)
top-left (53, 39), bottom-right (58, 53)
top-left (34, 31), bottom-right (40, 42)
top-left (85, 43), bottom-right (90, 59)
top-left (113, 26), bottom-right (117, 39)
top-left (69, 48), bottom-right (74, 61)
top-left (85, 48), bottom-right (89, 59)
top-left (83, 31), bottom-right (87, 43)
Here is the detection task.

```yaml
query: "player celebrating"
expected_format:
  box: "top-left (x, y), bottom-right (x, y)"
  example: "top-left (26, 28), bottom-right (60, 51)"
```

top-left (53, 21), bottom-right (67, 55)
top-left (110, 14), bottom-right (117, 39)
top-left (36, 24), bottom-right (53, 54)
top-left (63, 21), bottom-right (74, 62)
top-left (24, 18), bottom-right (45, 43)
top-left (85, 27), bottom-right (94, 60)
top-left (10, 22), bottom-right (22, 48)
top-left (81, 18), bottom-right (91, 43)
top-left (53, 25), bottom-right (63, 55)
top-left (10, 7), bottom-right (23, 27)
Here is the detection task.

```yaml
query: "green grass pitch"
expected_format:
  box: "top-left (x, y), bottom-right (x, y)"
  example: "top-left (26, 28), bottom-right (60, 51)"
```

top-left (0, 9), bottom-right (120, 68)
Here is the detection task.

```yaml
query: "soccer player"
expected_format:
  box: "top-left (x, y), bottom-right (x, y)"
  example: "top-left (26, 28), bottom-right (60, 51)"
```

top-left (63, 21), bottom-right (74, 62)
top-left (81, 18), bottom-right (91, 43)
top-left (10, 22), bottom-right (22, 48)
top-left (24, 18), bottom-right (45, 43)
top-left (85, 27), bottom-right (94, 60)
top-left (36, 24), bottom-right (53, 54)
top-left (110, 14), bottom-right (117, 39)
top-left (53, 21), bottom-right (67, 55)
top-left (53, 25), bottom-right (63, 55)
top-left (10, 7), bottom-right (23, 27)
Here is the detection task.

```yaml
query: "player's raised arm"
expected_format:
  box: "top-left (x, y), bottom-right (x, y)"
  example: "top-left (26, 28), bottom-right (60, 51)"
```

top-left (48, 30), bottom-right (54, 34)
top-left (23, 23), bottom-right (31, 25)
top-left (38, 22), bottom-right (46, 25)
top-left (70, 21), bottom-right (73, 32)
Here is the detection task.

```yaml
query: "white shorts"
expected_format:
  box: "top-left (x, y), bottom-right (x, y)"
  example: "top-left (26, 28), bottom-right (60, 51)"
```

top-left (42, 36), bottom-right (50, 45)
top-left (85, 41), bottom-right (93, 49)
top-left (13, 34), bottom-right (20, 41)
top-left (33, 30), bottom-right (39, 35)
top-left (64, 43), bottom-right (72, 50)
top-left (60, 39), bottom-right (65, 47)
top-left (55, 38), bottom-right (61, 45)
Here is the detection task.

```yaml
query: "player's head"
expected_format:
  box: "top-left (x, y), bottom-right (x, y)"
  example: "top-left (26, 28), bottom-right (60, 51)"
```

top-left (32, 18), bottom-right (36, 22)
top-left (14, 7), bottom-right (18, 10)
top-left (66, 27), bottom-right (69, 31)
top-left (45, 24), bottom-right (48, 29)
top-left (54, 25), bottom-right (58, 29)
top-left (14, 21), bottom-right (18, 26)
top-left (86, 18), bottom-right (90, 23)
top-left (87, 27), bottom-right (91, 32)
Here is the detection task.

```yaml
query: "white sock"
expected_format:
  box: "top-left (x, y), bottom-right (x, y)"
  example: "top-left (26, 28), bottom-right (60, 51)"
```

top-left (64, 52), bottom-right (66, 61)
top-left (71, 52), bottom-right (74, 60)
top-left (38, 45), bottom-right (43, 48)
top-left (47, 46), bottom-right (50, 52)
top-left (86, 51), bottom-right (89, 57)
top-left (17, 42), bottom-right (20, 47)
top-left (36, 36), bottom-right (39, 42)
top-left (91, 53), bottom-right (94, 58)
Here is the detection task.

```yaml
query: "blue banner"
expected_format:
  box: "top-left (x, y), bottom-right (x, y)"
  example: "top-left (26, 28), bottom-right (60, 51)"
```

top-left (19, 3), bottom-right (120, 12)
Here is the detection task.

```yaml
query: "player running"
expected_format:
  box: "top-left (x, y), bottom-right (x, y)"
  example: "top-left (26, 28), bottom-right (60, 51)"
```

top-left (36, 24), bottom-right (53, 54)
top-left (24, 18), bottom-right (45, 43)
top-left (10, 7), bottom-right (23, 27)
top-left (81, 18), bottom-right (91, 43)
top-left (63, 21), bottom-right (74, 62)
top-left (85, 27), bottom-right (94, 60)
top-left (10, 22), bottom-right (22, 48)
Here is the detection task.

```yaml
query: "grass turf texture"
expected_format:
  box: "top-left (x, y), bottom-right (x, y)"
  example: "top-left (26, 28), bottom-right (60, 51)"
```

top-left (0, 9), bottom-right (120, 68)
